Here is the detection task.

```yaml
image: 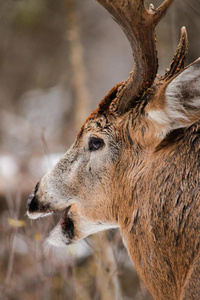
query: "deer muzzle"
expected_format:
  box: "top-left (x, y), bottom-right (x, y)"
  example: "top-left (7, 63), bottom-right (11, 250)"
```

top-left (27, 180), bottom-right (53, 219)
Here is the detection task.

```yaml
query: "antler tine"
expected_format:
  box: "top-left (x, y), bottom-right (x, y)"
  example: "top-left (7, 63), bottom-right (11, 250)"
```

top-left (162, 26), bottom-right (188, 81)
top-left (96, 0), bottom-right (175, 114)
top-left (153, 0), bottom-right (175, 25)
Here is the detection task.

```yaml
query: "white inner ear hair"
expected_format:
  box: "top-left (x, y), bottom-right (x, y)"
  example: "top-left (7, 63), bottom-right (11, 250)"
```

top-left (148, 63), bottom-right (200, 138)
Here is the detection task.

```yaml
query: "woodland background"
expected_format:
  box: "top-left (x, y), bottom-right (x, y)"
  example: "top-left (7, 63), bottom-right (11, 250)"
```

top-left (0, 0), bottom-right (199, 299)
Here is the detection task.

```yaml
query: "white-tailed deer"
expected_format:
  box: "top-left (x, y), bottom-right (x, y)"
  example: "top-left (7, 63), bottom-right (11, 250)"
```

top-left (27, 0), bottom-right (200, 299)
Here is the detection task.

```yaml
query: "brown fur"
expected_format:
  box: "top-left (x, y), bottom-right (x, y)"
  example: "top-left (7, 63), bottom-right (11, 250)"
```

top-left (112, 118), bottom-right (200, 299)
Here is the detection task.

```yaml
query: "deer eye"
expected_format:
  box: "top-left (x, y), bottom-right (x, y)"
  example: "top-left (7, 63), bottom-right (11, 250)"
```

top-left (88, 137), bottom-right (105, 151)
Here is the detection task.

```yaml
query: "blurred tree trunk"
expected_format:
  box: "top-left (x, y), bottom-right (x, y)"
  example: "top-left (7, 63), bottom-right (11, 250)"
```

top-left (94, 232), bottom-right (123, 300)
top-left (65, 1), bottom-right (122, 299)
top-left (65, 0), bottom-right (90, 131)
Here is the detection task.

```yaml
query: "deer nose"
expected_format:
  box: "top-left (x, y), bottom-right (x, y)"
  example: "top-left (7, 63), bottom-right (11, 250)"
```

top-left (27, 182), bottom-right (39, 212)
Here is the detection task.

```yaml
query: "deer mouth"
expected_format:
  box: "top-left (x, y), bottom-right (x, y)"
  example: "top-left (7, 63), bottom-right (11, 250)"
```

top-left (26, 210), bottom-right (53, 220)
top-left (60, 206), bottom-right (75, 241)
top-left (27, 204), bottom-right (75, 246)
top-left (27, 204), bottom-right (71, 222)
top-left (47, 205), bottom-right (75, 247)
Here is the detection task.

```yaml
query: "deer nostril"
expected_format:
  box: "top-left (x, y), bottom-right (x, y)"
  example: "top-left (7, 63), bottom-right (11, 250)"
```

top-left (27, 182), bottom-right (40, 212)
top-left (27, 192), bottom-right (39, 212)
top-left (27, 192), bottom-right (34, 208)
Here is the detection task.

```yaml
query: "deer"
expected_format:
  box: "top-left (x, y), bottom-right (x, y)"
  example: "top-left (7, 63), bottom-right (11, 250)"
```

top-left (27, 0), bottom-right (200, 299)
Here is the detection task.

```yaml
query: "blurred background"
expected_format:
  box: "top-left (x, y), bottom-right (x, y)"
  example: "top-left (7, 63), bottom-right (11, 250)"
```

top-left (0, 0), bottom-right (199, 299)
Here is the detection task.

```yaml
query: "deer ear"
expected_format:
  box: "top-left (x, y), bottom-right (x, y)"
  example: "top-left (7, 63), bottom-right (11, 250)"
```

top-left (147, 58), bottom-right (200, 138)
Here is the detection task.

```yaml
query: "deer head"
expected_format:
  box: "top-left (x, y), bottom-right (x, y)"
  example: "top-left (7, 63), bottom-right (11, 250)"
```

top-left (27, 1), bottom-right (200, 299)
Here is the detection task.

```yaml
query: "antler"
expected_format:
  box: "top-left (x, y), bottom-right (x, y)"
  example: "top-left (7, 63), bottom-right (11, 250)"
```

top-left (162, 26), bottom-right (188, 81)
top-left (97, 0), bottom-right (174, 114)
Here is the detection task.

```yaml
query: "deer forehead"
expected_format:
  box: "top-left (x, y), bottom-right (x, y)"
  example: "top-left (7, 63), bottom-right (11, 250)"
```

top-left (84, 115), bottom-right (109, 129)
top-left (78, 115), bottom-right (116, 140)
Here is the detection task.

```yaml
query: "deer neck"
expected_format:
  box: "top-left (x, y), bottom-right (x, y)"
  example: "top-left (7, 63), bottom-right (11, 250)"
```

top-left (116, 124), bottom-right (200, 299)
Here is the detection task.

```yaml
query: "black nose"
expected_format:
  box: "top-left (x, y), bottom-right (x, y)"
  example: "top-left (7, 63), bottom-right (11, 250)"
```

top-left (27, 182), bottom-right (40, 212)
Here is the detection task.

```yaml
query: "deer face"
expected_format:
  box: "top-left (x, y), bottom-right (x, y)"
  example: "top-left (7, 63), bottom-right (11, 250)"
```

top-left (27, 110), bottom-right (124, 246)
